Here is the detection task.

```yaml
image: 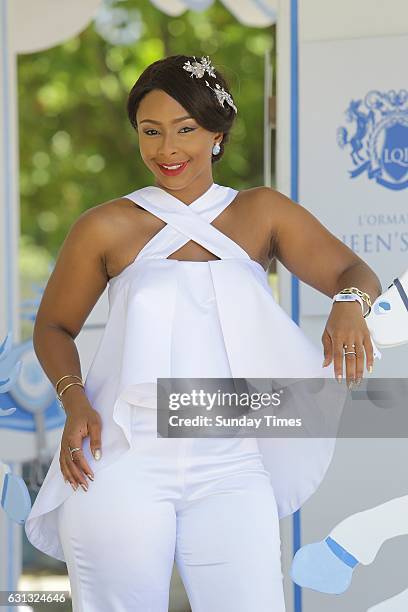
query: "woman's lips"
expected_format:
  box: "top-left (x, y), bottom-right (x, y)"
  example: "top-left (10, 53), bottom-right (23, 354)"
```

top-left (157, 161), bottom-right (189, 176)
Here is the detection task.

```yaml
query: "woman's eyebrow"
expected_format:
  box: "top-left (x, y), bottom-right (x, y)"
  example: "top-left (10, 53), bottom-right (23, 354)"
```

top-left (139, 115), bottom-right (194, 125)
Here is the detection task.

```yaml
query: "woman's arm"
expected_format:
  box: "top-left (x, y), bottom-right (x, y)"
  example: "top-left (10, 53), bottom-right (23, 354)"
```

top-left (33, 205), bottom-right (112, 489)
top-left (261, 187), bottom-right (382, 302)
top-left (260, 187), bottom-right (383, 385)
top-left (33, 207), bottom-right (109, 409)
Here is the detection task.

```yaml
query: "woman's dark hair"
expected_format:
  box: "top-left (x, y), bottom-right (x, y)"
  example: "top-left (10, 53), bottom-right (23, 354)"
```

top-left (127, 54), bottom-right (237, 164)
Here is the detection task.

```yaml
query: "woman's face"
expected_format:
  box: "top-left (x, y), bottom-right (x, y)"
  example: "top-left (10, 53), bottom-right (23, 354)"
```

top-left (135, 89), bottom-right (223, 191)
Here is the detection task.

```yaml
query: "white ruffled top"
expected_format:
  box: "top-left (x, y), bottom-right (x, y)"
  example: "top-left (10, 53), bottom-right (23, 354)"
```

top-left (25, 182), bottom-right (381, 562)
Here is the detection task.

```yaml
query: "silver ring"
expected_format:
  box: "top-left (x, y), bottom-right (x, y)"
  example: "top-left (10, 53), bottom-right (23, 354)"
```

top-left (344, 351), bottom-right (357, 356)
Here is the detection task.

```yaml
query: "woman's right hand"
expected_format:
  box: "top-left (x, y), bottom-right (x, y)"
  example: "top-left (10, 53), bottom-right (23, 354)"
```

top-left (59, 403), bottom-right (102, 491)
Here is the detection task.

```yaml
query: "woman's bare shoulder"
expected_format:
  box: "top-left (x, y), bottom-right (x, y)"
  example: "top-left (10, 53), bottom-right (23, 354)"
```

top-left (238, 185), bottom-right (279, 208)
top-left (35, 197), bottom-right (137, 337)
top-left (237, 185), bottom-right (282, 226)
top-left (239, 185), bottom-right (280, 203)
top-left (241, 185), bottom-right (296, 224)
top-left (56, 198), bottom-right (137, 283)
top-left (248, 185), bottom-right (300, 209)
top-left (83, 196), bottom-right (137, 221)
top-left (76, 196), bottom-right (139, 242)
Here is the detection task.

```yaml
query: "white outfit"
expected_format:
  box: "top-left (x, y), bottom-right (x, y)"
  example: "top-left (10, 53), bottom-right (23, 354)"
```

top-left (24, 182), bottom-right (381, 610)
top-left (57, 407), bottom-right (286, 611)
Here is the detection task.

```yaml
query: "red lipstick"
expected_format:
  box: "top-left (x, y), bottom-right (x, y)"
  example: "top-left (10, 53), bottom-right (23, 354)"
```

top-left (157, 161), bottom-right (189, 176)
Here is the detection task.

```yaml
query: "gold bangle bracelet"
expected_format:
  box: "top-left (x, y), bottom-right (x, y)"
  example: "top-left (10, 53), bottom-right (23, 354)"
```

top-left (338, 287), bottom-right (372, 317)
top-left (57, 381), bottom-right (85, 400)
top-left (55, 374), bottom-right (83, 395)
top-left (338, 287), bottom-right (372, 307)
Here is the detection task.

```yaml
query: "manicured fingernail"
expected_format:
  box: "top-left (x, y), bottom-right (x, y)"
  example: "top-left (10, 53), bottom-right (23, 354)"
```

top-left (347, 380), bottom-right (354, 390)
top-left (71, 482), bottom-right (77, 491)
top-left (94, 449), bottom-right (101, 461)
top-left (80, 483), bottom-right (88, 492)
top-left (337, 375), bottom-right (342, 383)
top-left (87, 473), bottom-right (94, 481)
top-left (356, 378), bottom-right (361, 386)
top-left (368, 365), bottom-right (373, 373)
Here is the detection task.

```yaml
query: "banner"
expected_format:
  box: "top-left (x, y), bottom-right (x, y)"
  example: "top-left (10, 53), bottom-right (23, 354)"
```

top-left (299, 35), bottom-right (408, 315)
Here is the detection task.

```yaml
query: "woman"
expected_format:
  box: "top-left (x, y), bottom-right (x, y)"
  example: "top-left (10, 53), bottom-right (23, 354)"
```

top-left (25, 55), bottom-right (382, 611)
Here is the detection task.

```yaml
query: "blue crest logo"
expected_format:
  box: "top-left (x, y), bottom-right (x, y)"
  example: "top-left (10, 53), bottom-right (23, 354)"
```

top-left (337, 90), bottom-right (408, 190)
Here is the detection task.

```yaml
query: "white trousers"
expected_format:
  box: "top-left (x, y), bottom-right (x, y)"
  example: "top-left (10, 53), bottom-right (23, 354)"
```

top-left (57, 407), bottom-right (286, 612)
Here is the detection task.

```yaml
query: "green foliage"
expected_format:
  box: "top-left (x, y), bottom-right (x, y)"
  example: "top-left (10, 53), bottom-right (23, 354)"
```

top-left (18, 0), bottom-right (275, 259)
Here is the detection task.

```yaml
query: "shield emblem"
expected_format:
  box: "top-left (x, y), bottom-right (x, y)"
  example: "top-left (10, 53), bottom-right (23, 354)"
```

top-left (381, 122), bottom-right (408, 182)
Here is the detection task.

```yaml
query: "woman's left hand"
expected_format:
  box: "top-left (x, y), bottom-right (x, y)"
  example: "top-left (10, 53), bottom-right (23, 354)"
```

top-left (321, 301), bottom-right (374, 388)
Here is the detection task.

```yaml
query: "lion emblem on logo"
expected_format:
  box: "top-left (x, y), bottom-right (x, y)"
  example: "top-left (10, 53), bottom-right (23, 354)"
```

top-left (337, 89), bottom-right (408, 190)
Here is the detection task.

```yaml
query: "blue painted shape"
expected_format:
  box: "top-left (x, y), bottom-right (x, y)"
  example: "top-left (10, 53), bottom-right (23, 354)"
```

top-left (290, 538), bottom-right (359, 594)
top-left (325, 536), bottom-right (359, 568)
top-left (0, 393), bottom-right (65, 431)
top-left (1, 472), bottom-right (32, 524)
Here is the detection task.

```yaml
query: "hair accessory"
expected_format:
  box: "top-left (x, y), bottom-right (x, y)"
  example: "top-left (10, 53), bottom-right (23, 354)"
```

top-left (205, 80), bottom-right (238, 113)
top-left (182, 55), bottom-right (238, 114)
top-left (183, 55), bottom-right (216, 79)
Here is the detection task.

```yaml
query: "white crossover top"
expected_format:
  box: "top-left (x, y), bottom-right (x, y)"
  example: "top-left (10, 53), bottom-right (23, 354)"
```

top-left (25, 182), bottom-right (382, 562)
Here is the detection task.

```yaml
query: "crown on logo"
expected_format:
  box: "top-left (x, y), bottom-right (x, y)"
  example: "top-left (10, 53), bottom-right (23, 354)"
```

top-left (182, 55), bottom-right (237, 114)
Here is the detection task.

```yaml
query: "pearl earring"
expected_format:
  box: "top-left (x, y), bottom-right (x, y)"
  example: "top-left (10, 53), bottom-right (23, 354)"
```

top-left (212, 142), bottom-right (221, 156)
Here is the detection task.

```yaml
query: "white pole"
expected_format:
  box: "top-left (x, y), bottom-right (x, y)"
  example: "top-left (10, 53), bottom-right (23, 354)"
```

top-left (0, 0), bottom-right (23, 605)
top-left (0, 0), bottom-right (20, 340)
top-left (263, 47), bottom-right (273, 188)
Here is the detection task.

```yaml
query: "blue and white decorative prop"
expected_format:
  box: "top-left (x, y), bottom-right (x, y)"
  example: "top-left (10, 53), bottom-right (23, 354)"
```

top-left (0, 332), bottom-right (32, 524)
top-left (0, 332), bottom-right (65, 490)
top-left (365, 267), bottom-right (408, 348)
top-left (0, 462), bottom-right (31, 525)
top-left (291, 267), bottom-right (408, 595)
top-left (290, 536), bottom-right (358, 595)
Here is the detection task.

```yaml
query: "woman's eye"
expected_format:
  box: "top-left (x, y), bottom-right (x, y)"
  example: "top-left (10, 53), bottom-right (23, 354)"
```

top-left (144, 127), bottom-right (195, 136)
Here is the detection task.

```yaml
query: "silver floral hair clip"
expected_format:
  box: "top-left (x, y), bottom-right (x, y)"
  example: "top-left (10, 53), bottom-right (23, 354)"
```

top-left (183, 55), bottom-right (216, 79)
top-left (204, 80), bottom-right (238, 114)
top-left (182, 55), bottom-right (238, 114)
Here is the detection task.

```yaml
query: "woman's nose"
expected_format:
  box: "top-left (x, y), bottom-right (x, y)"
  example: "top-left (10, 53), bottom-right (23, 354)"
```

top-left (156, 133), bottom-right (179, 157)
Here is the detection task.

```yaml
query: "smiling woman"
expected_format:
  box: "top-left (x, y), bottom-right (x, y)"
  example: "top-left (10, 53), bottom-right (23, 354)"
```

top-left (136, 89), bottom-right (222, 194)
top-left (24, 54), bottom-right (382, 612)
top-left (125, 55), bottom-right (240, 205)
